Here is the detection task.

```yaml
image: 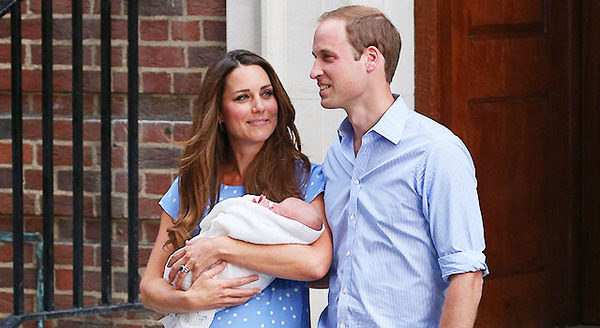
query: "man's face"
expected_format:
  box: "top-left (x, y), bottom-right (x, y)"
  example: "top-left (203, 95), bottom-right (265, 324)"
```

top-left (310, 19), bottom-right (367, 110)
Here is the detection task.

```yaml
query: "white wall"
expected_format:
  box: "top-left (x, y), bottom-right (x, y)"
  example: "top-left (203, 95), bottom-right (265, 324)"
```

top-left (226, 0), bottom-right (414, 325)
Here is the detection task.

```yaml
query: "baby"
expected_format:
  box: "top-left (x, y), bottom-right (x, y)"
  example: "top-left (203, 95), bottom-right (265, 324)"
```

top-left (252, 194), bottom-right (323, 230)
top-left (160, 194), bottom-right (323, 328)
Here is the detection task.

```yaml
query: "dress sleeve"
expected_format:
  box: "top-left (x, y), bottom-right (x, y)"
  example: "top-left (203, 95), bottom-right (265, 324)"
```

top-left (158, 176), bottom-right (181, 220)
top-left (302, 163), bottom-right (325, 203)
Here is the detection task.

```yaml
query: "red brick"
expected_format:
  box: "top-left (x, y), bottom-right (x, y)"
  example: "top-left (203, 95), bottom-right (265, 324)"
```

top-left (110, 93), bottom-right (127, 116)
top-left (83, 70), bottom-right (102, 93)
top-left (0, 293), bottom-right (36, 315)
top-left (56, 268), bottom-right (73, 291)
top-left (173, 122), bottom-right (192, 141)
top-left (112, 244), bottom-right (125, 267)
top-left (54, 70), bottom-right (74, 92)
top-left (0, 242), bottom-right (34, 262)
top-left (35, 144), bottom-right (92, 167)
top-left (83, 120), bottom-right (101, 141)
top-left (112, 144), bottom-right (126, 169)
top-left (23, 117), bottom-right (41, 139)
top-left (0, 70), bottom-right (10, 90)
top-left (138, 197), bottom-right (162, 219)
top-left (187, 0), bottom-right (226, 16)
top-left (0, 19), bottom-right (8, 38)
top-left (112, 71), bottom-right (129, 93)
top-left (0, 168), bottom-right (10, 189)
top-left (113, 271), bottom-right (128, 292)
top-left (113, 121), bottom-right (128, 142)
top-left (83, 269), bottom-right (101, 292)
top-left (54, 120), bottom-right (73, 140)
top-left (50, 93), bottom-right (97, 118)
top-left (138, 94), bottom-right (193, 120)
top-left (114, 220), bottom-right (128, 242)
top-left (203, 20), bottom-right (226, 42)
top-left (112, 0), bottom-right (125, 15)
top-left (84, 220), bottom-right (101, 241)
top-left (22, 69), bottom-right (42, 92)
top-left (111, 195), bottom-right (126, 218)
top-left (139, 46), bottom-right (185, 68)
top-left (188, 46), bottom-right (226, 68)
top-left (112, 18), bottom-right (128, 40)
top-left (24, 169), bottom-right (43, 191)
top-left (144, 172), bottom-right (173, 195)
top-left (174, 72), bottom-right (203, 94)
top-left (0, 93), bottom-right (10, 114)
top-left (0, 44), bottom-right (10, 62)
top-left (141, 122), bottom-right (173, 143)
top-left (172, 21), bottom-right (200, 41)
top-left (56, 170), bottom-right (101, 193)
top-left (140, 19), bottom-right (169, 41)
top-left (53, 194), bottom-right (95, 217)
top-left (24, 216), bottom-right (43, 232)
top-left (138, 244), bottom-right (154, 266)
top-left (0, 143), bottom-right (33, 165)
top-left (91, 195), bottom-right (126, 219)
top-left (82, 18), bottom-right (100, 39)
top-left (114, 172), bottom-right (128, 193)
top-left (53, 18), bottom-right (72, 41)
top-left (142, 71), bottom-right (171, 94)
top-left (113, 45), bottom-right (126, 67)
top-left (0, 192), bottom-right (37, 215)
top-left (139, 146), bottom-right (181, 169)
top-left (139, 0), bottom-right (183, 16)
top-left (21, 18), bottom-right (41, 40)
top-left (54, 294), bottom-right (73, 311)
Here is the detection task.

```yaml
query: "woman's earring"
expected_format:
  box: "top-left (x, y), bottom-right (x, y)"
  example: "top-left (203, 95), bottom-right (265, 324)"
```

top-left (218, 121), bottom-right (224, 132)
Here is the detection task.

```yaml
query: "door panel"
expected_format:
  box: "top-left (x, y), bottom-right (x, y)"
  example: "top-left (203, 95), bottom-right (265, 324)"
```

top-left (416, 0), bottom-right (579, 326)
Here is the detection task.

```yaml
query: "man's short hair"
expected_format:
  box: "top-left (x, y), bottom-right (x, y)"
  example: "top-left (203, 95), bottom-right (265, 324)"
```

top-left (319, 5), bottom-right (401, 83)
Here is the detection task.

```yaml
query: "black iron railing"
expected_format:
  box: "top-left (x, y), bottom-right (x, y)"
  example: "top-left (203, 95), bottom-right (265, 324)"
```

top-left (0, 0), bottom-right (142, 326)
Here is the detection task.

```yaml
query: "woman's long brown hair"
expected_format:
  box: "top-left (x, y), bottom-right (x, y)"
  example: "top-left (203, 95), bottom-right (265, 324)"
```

top-left (166, 50), bottom-right (311, 249)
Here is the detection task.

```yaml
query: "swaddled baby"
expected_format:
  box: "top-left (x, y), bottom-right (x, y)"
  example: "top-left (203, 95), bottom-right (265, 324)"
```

top-left (159, 194), bottom-right (324, 328)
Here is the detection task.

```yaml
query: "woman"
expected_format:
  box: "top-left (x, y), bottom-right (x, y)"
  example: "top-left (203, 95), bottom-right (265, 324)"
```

top-left (140, 49), bottom-right (332, 327)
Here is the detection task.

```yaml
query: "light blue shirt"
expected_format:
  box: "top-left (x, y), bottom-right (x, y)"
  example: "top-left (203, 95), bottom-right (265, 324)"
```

top-left (319, 96), bottom-right (488, 328)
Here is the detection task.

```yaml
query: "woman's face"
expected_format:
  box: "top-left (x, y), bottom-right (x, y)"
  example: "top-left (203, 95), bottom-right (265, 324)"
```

top-left (220, 64), bottom-right (279, 151)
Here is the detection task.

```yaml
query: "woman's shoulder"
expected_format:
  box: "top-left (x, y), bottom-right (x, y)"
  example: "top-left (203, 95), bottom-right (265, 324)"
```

top-left (302, 162), bottom-right (324, 202)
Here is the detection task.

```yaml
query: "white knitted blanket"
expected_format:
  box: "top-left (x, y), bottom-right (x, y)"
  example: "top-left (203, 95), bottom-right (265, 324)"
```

top-left (160, 195), bottom-right (323, 328)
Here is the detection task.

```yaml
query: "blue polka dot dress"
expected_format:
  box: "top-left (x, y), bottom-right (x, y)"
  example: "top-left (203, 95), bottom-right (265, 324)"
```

top-left (158, 164), bottom-right (325, 328)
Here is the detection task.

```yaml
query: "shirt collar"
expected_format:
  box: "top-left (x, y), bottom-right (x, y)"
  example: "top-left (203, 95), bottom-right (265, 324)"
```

top-left (336, 94), bottom-right (411, 145)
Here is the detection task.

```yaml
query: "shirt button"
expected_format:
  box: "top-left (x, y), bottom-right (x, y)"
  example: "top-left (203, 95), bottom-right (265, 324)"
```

top-left (343, 287), bottom-right (348, 294)
top-left (340, 323), bottom-right (346, 328)
top-left (349, 214), bottom-right (355, 221)
top-left (353, 179), bottom-right (360, 185)
top-left (346, 250), bottom-right (351, 257)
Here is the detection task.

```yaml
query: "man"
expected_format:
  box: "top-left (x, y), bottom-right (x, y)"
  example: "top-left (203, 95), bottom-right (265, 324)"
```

top-left (310, 5), bottom-right (488, 327)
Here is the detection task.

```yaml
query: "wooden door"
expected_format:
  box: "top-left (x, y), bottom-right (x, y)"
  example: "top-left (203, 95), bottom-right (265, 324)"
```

top-left (581, 0), bottom-right (600, 324)
top-left (415, 0), bottom-right (580, 326)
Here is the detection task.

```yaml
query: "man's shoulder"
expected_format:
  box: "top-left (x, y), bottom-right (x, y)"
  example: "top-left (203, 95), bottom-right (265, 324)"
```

top-left (405, 110), bottom-right (464, 146)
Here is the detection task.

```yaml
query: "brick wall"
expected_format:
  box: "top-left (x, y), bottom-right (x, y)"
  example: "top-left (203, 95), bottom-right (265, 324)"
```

top-left (0, 0), bottom-right (226, 326)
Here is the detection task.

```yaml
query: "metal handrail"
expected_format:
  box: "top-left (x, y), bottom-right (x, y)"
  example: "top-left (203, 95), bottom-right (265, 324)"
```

top-left (1, 0), bottom-right (142, 326)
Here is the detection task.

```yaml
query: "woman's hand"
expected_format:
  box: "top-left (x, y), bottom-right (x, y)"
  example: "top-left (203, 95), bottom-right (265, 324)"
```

top-left (183, 260), bottom-right (261, 310)
top-left (167, 236), bottom-right (229, 288)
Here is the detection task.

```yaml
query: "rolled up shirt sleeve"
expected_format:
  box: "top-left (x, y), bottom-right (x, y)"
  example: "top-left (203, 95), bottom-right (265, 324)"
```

top-left (421, 138), bottom-right (489, 282)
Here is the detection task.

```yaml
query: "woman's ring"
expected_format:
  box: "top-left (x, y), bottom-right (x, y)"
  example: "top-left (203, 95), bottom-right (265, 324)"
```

top-left (179, 265), bottom-right (190, 273)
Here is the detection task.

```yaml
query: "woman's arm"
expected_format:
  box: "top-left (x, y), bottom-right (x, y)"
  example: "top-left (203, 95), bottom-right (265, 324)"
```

top-left (168, 194), bottom-right (333, 283)
top-left (139, 210), bottom-right (260, 314)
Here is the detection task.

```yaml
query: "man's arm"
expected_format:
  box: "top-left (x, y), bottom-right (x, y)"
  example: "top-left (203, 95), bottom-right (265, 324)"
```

top-left (440, 271), bottom-right (483, 328)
